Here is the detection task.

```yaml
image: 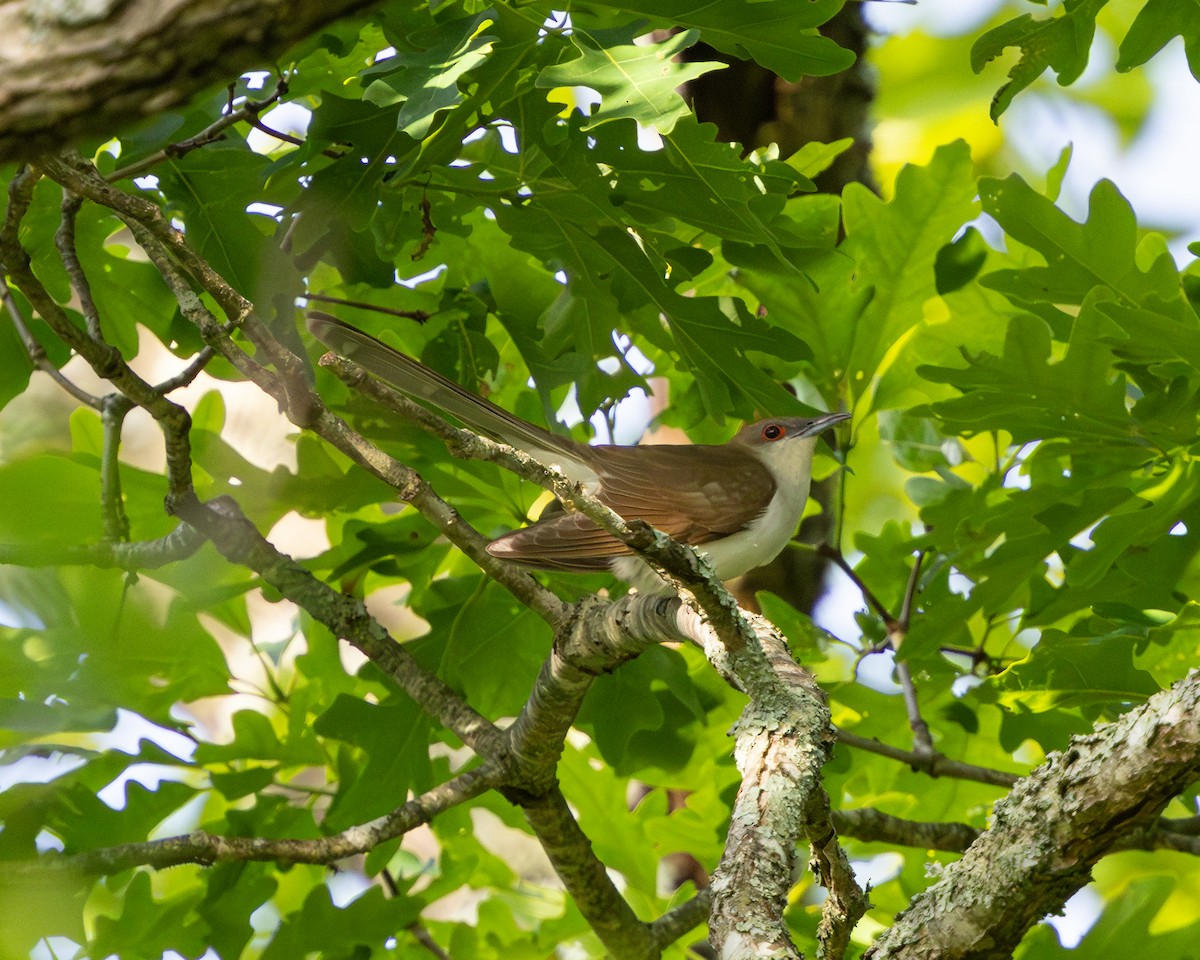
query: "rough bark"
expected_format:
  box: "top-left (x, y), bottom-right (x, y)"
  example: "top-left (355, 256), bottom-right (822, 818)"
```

top-left (865, 670), bottom-right (1200, 959)
top-left (0, 0), bottom-right (381, 164)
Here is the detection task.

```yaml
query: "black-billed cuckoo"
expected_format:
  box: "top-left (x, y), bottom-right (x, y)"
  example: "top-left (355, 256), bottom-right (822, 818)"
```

top-left (308, 312), bottom-right (849, 594)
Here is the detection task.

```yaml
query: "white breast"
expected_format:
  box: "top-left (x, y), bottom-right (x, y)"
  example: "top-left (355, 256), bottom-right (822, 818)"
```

top-left (611, 435), bottom-right (819, 594)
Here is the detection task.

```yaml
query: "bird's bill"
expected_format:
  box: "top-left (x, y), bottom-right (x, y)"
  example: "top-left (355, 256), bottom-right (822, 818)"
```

top-left (798, 411), bottom-right (852, 437)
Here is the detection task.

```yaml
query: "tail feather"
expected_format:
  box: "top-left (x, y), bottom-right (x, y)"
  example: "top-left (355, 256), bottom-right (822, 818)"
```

top-left (307, 312), bottom-right (592, 478)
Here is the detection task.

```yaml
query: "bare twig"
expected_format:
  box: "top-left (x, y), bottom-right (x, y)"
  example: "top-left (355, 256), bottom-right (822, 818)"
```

top-left (249, 119), bottom-right (305, 147)
top-left (825, 542), bottom-right (936, 759)
top-left (648, 891), bottom-right (712, 951)
top-left (54, 194), bottom-right (103, 339)
top-left (407, 924), bottom-right (450, 960)
top-left (818, 542), bottom-right (895, 630)
top-left (1, 272), bottom-right (102, 409)
top-left (896, 550), bottom-right (924, 633)
top-left (835, 728), bottom-right (1018, 788)
top-left (107, 77), bottom-right (292, 183)
top-left (303, 292), bottom-right (431, 323)
top-left (156, 345), bottom-right (216, 393)
top-left (99, 393), bottom-right (134, 542)
top-left (0, 524), bottom-right (207, 569)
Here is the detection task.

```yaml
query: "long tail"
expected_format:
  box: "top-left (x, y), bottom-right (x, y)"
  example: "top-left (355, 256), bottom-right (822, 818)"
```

top-left (307, 312), bottom-right (591, 474)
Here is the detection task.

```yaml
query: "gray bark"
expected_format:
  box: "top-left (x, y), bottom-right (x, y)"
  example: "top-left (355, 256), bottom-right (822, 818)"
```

top-left (0, 0), bottom-right (380, 164)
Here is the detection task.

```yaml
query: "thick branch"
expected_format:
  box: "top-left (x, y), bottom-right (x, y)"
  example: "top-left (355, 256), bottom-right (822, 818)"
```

top-left (0, 0), bottom-right (381, 164)
top-left (503, 593), bottom-right (680, 789)
top-left (866, 669), bottom-right (1200, 959)
top-left (518, 786), bottom-right (659, 960)
top-left (173, 494), bottom-right (505, 759)
top-left (686, 607), bottom-right (869, 959)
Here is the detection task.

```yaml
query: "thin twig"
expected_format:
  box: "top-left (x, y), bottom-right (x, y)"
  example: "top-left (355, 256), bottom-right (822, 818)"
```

top-left (835, 728), bottom-right (1018, 788)
top-left (648, 891), bottom-right (712, 949)
top-left (156, 346), bottom-right (216, 393)
top-left (896, 550), bottom-right (924, 632)
top-left (892, 551), bottom-right (933, 754)
top-left (16, 766), bottom-right (500, 876)
top-left (55, 194), bottom-right (103, 339)
top-left (249, 119), bottom-right (305, 147)
top-left (407, 924), bottom-right (450, 960)
top-left (303, 292), bottom-right (432, 323)
top-left (0, 273), bottom-right (102, 408)
top-left (107, 78), bottom-right (292, 183)
top-left (99, 393), bottom-right (134, 542)
top-left (893, 660), bottom-right (934, 756)
top-left (818, 542), bottom-right (896, 630)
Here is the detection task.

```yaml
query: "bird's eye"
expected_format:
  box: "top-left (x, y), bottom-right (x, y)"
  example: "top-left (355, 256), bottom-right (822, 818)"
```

top-left (762, 423), bottom-right (785, 441)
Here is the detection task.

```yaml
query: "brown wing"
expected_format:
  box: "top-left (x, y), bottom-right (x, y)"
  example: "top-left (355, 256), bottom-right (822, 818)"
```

top-left (485, 443), bottom-right (775, 571)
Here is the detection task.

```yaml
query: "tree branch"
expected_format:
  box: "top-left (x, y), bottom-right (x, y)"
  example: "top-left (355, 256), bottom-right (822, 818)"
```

top-left (173, 494), bottom-right (506, 758)
top-left (0, 524), bottom-right (207, 569)
top-left (834, 728), bottom-right (1019, 788)
top-left (1, 269), bottom-right (103, 409)
top-left (518, 786), bottom-right (660, 960)
top-left (865, 669), bottom-right (1200, 959)
top-left (687, 606), bottom-right (869, 959)
top-left (0, 0), bottom-right (381, 164)
top-left (16, 766), bottom-right (498, 876)
top-left (108, 77), bottom-right (293, 182)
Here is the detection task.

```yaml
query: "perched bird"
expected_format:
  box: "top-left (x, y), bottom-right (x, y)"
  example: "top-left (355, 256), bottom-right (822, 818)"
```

top-left (309, 312), bottom-right (849, 593)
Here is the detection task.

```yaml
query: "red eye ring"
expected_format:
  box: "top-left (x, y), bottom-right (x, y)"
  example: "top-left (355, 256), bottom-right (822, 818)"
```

top-left (762, 423), bottom-right (785, 441)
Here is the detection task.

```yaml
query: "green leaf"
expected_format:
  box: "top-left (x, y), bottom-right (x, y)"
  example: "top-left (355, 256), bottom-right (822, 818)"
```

top-left (979, 175), bottom-right (1182, 309)
top-left (842, 140), bottom-right (979, 409)
top-left (920, 310), bottom-right (1132, 445)
top-left (313, 693), bottom-right (434, 829)
top-left (1117, 0), bottom-right (1200, 80)
top-left (367, 11), bottom-right (499, 138)
top-left (993, 629), bottom-right (1160, 714)
top-left (157, 145), bottom-right (280, 299)
top-left (260, 884), bottom-right (422, 960)
top-left (538, 27), bottom-right (724, 134)
top-left (599, 0), bottom-right (855, 80)
top-left (409, 578), bottom-right (548, 717)
top-left (0, 454), bottom-right (104, 542)
top-left (971, 0), bottom-right (1109, 120)
top-left (577, 646), bottom-right (707, 773)
top-left (934, 226), bottom-right (988, 296)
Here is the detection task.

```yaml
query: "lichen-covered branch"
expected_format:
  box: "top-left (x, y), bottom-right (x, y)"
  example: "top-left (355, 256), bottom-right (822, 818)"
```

top-left (865, 669), bottom-right (1200, 959)
top-left (683, 606), bottom-right (868, 959)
